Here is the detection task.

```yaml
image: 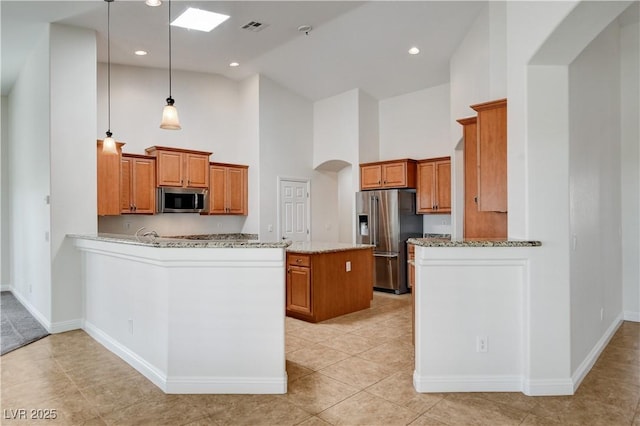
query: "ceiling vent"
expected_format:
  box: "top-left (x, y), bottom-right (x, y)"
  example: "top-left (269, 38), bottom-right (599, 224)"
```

top-left (241, 21), bottom-right (269, 32)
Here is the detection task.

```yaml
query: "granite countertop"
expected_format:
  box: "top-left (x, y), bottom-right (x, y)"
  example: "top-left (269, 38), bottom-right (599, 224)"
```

top-left (286, 241), bottom-right (374, 254)
top-left (408, 237), bottom-right (541, 248)
top-left (69, 233), bottom-right (290, 249)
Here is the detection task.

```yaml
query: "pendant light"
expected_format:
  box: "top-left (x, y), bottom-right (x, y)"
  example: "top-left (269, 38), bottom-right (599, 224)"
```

top-left (102, 0), bottom-right (118, 154)
top-left (160, 0), bottom-right (181, 130)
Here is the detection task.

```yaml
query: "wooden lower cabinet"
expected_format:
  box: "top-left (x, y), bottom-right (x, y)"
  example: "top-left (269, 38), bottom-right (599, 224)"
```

top-left (286, 248), bottom-right (373, 323)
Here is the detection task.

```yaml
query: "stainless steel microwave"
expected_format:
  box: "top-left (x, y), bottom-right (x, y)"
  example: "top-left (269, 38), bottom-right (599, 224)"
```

top-left (157, 187), bottom-right (208, 213)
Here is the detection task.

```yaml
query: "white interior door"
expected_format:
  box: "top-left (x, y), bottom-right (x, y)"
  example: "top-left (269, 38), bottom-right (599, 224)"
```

top-left (279, 179), bottom-right (310, 242)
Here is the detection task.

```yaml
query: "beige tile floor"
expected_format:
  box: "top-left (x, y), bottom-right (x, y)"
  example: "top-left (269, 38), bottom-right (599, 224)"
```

top-left (1, 292), bottom-right (639, 425)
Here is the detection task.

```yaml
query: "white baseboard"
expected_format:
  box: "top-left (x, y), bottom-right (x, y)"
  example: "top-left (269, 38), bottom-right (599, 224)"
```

top-left (522, 378), bottom-right (574, 396)
top-left (0, 284), bottom-right (12, 292)
top-left (413, 372), bottom-right (523, 393)
top-left (166, 376), bottom-right (287, 394)
top-left (84, 320), bottom-right (288, 394)
top-left (571, 313), bottom-right (624, 391)
top-left (50, 319), bottom-right (83, 334)
top-left (624, 310), bottom-right (640, 322)
top-left (9, 289), bottom-right (52, 333)
top-left (83, 321), bottom-right (168, 392)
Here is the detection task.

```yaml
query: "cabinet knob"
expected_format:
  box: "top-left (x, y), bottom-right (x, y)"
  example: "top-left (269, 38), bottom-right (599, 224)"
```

top-left (378, 180), bottom-right (381, 184)
top-left (296, 259), bottom-right (302, 263)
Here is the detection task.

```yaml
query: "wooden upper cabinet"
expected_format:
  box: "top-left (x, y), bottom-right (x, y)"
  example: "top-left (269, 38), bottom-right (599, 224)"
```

top-left (185, 153), bottom-right (209, 188)
top-left (207, 162), bottom-right (248, 215)
top-left (416, 157), bottom-right (451, 214)
top-left (97, 139), bottom-right (124, 216)
top-left (470, 99), bottom-right (507, 212)
top-left (458, 116), bottom-right (507, 238)
top-left (145, 146), bottom-right (211, 188)
top-left (359, 159), bottom-right (417, 190)
top-left (121, 154), bottom-right (156, 214)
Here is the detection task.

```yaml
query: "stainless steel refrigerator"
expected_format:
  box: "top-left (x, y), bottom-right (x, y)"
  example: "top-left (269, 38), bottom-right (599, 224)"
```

top-left (355, 189), bottom-right (423, 294)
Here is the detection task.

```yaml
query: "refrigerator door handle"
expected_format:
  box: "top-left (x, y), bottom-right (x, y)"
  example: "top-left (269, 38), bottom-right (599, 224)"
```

top-left (370, 196), bottom-right (377, 247)
top-left (374, 253), bottom-right (399, 258)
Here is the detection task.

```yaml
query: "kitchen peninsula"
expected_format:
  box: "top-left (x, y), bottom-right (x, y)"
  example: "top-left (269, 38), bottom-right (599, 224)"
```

top-left (408, 237), bottom-right (542, 395)
top-left (72, 233), bottom-right (289, 394)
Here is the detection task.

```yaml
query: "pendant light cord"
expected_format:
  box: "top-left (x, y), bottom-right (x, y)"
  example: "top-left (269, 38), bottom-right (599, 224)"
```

top-left (168, 0), bottom-right (172, 100)
top-left (107, 0), bottom-right (111, 134)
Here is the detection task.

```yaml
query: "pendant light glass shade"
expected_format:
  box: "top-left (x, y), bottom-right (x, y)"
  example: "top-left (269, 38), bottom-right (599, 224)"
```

top-left (160, 97), bottom-right (181, 130)
top-left (145, 0), bottom-right (161, 6)
top-left (160, 0), bottom-right (181, 130)
top-left (103, 132), bottom-right (118, 154)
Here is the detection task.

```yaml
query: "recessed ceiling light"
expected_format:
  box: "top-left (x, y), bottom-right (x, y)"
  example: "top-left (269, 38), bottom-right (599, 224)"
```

top-left (171, 8), bottom-right (230, 32)
top-left (408, 47), bottom-right (420, 55)
top-left (145, 0), bottom-right (161, 6)
top-left (134, 50), bottom-right (148, 56)
top-left (229, 62), bottom-right (239, 67)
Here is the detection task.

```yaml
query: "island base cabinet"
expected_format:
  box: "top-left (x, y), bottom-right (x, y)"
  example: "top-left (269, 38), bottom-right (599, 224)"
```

top-left (287, 265), bottom-right (312, 316)
top-left (286, 248), bottom-right (373, 323)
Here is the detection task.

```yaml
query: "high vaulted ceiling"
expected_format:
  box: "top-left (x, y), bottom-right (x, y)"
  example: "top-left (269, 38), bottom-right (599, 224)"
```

top-left (1, 1), bottom-right (486, 100)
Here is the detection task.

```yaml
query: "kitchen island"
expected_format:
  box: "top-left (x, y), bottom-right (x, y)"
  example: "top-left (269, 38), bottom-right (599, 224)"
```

top-left (71, 233), bottom-right (289, 394)
top-left (286, 242), bottom-right (374, 322)
top-left (407, 237), bottom-right (544, 395)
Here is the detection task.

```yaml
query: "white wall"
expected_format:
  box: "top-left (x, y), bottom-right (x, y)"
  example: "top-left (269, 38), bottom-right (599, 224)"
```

top-left (379, 84), bottom-right (451, 235)
top-left (379, 84), bottom-right (451, 160)
top-left (258, 76), bottom-right (314, 242)
top-left (620, 20), bottom-right (640, 322)
top-left (96, 63), bottom-right (255, 237)
top-left (49, 24), bottom-right (97, 329)
top-left (448, 3), bottom-right (506, 238)
top-left (568, 21), bottom-right (623, 374)
top-left (1, 96), bottom-right (9, 288)
top-left (239, 75), bottom-right (261, 236)
top-left (313, 89), bottom-right (360, 170)
top-left (7, 27), bottom-right (52, 322)
top-left (313, 90), bottom-right (360, 243)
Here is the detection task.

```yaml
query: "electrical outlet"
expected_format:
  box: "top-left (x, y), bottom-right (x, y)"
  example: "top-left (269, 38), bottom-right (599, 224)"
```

top-left (600, 308), bottom-right (604, 321)
top-left (124, 222), bottom-right (131, 231)
top-left (346, 261), bottom-right (351, 272)
top-left (476, 336), bottom-right (488, 353)
top-left (268, 224), bottom-right (273, 232)
top-left (128, 319), bottom-right (134, 335)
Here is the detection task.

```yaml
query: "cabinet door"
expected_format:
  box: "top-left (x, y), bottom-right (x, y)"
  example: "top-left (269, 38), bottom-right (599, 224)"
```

top-left (209, 165), bottom-right (227, 214)
top-left (156, 151), bottom-right (183, 187)
top-left (473, 99), bottom-right (507, 212)
top-left (416, 162), bottom-right (435, 213)
top-left (435, 160), bottom-right (451, 212)
top-left (382, 162), bottom-right (407, 187)
top-left (287, 265), bottom-right (312, 316)
top-left (97, 141), bottom-right (122, 216)
top-left (360, 165), bottom-right (382, 190)
top-left (185, 153), bottom-right (209, 188)
top-left (226, 167), bottom-right (247, 215)
top-left (120, 157), bottom-right (132, 213)
top-left (460, 117), bottom-right (507, 238)
top-left (132, 158), bottom-right (156, 214)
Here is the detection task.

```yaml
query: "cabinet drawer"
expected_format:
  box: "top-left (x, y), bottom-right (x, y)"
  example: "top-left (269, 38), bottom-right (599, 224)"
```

top-left (288, 254), bottom-right (310, 267)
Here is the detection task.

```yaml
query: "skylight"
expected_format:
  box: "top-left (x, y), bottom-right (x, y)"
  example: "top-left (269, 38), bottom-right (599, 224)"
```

top-left (171, 8), bottom-right (230, 32)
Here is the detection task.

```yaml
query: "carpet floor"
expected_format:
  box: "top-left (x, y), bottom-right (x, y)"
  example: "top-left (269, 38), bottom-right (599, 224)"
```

top-left (1, 291), bottom-right (49, 355)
